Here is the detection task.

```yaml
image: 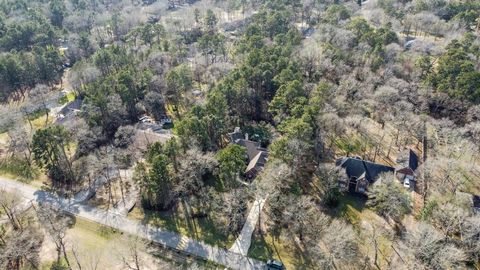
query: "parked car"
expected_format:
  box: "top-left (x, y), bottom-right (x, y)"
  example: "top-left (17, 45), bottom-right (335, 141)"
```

top-left (161, 117), bottom-right (172, 124)
top-left (266, 260), bottom-right (285, 270)
top-left (404, 178), bottom-right (411, 189)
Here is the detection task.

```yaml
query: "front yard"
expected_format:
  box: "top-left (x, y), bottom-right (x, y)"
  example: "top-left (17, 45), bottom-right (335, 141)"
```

top-left (248, 232), bottom-right (313, 270)
top-left (129, 204), bottom-right (236, 248)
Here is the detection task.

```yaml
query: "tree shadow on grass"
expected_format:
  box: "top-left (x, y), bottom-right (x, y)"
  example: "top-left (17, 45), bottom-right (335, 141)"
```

top-left (326, 193), bottom-right (367, 216)
top-left (289, 235), bottom-right (314, 270)
top-left (141, 205), bottom-right (183, 234)
top-left (140, 204), bottom-right (233, 248)
top-left (247, 230), bottom-right (273, 261)
top-left (248, 230), bottom-right (314, 269)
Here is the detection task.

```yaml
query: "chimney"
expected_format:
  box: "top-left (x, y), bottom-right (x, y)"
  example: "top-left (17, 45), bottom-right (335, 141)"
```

top-left (245, 133), bottom-right (249, 141)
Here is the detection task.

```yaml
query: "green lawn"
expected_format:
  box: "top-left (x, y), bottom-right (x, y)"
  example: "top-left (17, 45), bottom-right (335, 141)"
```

top-left (58, 91), bottom-right (76, 105)
top-left (329, 193), bottom-right (367, 229)
top-left (30, 113), bottom-right (53, 129)
top-left (26, 108), bottom-right (50, 121)
top-left (0, 132), bottom-right (8, 143)
top-left (69, 217), bottom-right (121, 247)
top-left (129, 204), bottom-right (236, 248)
top-left (248, 232), bottom-right (313, 270)
top-left (39, 217), bottom-right (122, 270)
top-left (0, 156), bottom-right (40, 183)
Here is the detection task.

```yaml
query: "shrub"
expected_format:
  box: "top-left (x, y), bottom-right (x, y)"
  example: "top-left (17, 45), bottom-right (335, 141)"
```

top-left (0, 156), bottom-right (38, 181)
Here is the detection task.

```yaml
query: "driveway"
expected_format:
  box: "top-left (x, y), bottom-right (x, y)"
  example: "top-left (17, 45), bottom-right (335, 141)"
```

top-left (229, 197), bottom-right (267, 256)
top-left (0, 176), bottom-right (265, 270)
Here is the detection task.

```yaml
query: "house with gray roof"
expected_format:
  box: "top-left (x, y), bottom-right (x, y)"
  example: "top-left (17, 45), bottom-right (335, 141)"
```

top-left (336, 148), bottom-right (422, 194)
top-left (228, 127), bottom-right (268, 180)
top-left (336, 157), bottom-right (395, 194)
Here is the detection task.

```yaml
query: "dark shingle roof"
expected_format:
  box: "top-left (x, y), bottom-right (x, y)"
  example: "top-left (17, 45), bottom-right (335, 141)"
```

top-left (228, 128), bottom-right (244, 143)
top-left (336, 157), bottom-right (395, 183)
top-left (228, 128), bottom-right (269, 177)
top-left (246, 151), bottom-right (269, 173)
top-left (473, 195), bottom-right (480, 209)
top-left (409, 149), bottom-right (419, 171)
top-left (238, 140), bottom-right (262, 161)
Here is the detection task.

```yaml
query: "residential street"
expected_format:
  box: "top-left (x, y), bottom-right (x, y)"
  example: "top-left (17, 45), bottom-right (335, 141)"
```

top-left (0, 176), bottom-right (265, 270)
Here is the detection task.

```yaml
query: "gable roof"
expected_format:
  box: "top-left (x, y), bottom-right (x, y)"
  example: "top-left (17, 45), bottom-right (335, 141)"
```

top-left (336, 157), bottom-right (395, 183)
top-left (238, 139), bottom-right (263, 161)
top-left (396, 167), bottom-right (415, 176)
top-left (228, 127), bottom-right (269, 178)
top-left (246, 151), bottom-right (268, 173)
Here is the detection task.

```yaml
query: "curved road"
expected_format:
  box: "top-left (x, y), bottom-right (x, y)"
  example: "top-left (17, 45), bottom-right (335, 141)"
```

top-left (0, 176), bottom-right (264, 270)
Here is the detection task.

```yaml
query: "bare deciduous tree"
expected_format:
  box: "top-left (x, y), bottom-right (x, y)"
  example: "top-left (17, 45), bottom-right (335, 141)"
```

top-left (367, 173), bottom-right (411, 222)
top-left (313, 219), bottom-right (361, 270)
top-left (0, 190), bottom-right (44, 270)
top-left (406, 222), bottom-right (466, 269)
top-left (36, 203), bottom-right (74, 268)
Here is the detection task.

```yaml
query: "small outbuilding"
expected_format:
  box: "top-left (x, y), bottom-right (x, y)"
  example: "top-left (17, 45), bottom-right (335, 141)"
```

top-left (395, 149), bottom-right (419, 190)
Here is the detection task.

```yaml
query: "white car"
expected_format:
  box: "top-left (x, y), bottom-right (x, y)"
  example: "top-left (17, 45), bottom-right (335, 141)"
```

top-left (404, 178), bottom-right (411, 189)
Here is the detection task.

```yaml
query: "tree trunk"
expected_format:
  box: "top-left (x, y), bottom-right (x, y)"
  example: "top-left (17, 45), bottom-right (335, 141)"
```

top-left (61, 241), bottom-right (72, 269)
top-left (72, 247), bottom-right (83, 270)
top-left (119, 170), bottom-right (126, 206)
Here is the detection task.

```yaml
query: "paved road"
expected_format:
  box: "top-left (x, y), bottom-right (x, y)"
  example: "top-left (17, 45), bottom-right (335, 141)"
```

top-left (0, 176), bottom-right (265, 270)
top-left (229, 197), bottom-right (267, 256)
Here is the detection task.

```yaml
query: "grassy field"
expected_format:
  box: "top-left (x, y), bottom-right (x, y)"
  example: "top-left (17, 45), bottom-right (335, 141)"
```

top-left (329, 193), bottom-right (367, 227)
top-left (0, 161), bottom-right (47, 188)
top-left (40, 217), bottom-right (188, 270)
top-left (248, 232), bottom-right (313, 270)
top-left (0, 132), bottom-right (8, 144)
top-left (39, 217), bottom-right (121, 270)
top-left (70, 217), bottom-right (120, 246)
top-left (30, 113), bottom-right (54, 130)
top-left (66, 217), bottom-right (231, 270)
top-left (58, 91), bottom-right (76, 105)
top-left (129, 204), bottom-right (236, 248)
